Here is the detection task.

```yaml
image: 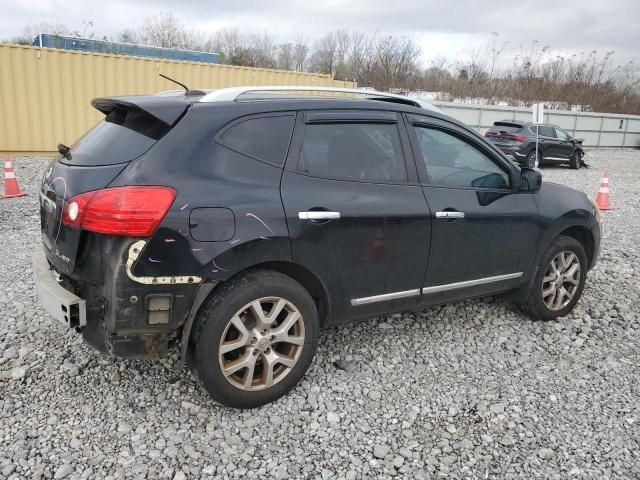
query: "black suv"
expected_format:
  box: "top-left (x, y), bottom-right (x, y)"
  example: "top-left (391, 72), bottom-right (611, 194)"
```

top-left (485, 120), bottom-right (585, 169)
top-left (34, 87), bottom-right (601, 408)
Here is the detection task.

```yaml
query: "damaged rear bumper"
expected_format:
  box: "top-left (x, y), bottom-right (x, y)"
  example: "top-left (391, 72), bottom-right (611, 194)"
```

top-left (33, 246), bottom-right (87, 329)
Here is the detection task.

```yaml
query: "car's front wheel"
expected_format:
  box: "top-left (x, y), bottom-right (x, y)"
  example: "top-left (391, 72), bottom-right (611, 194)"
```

top-left (570, 151), bottom-right (581, 170)
top-left (520, 235), bottom-right (587, 320)
top-left (190, 270), bottom-right (319, 408)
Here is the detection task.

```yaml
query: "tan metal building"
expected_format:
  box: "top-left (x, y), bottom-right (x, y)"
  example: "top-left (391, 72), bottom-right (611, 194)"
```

top-left (0, 44), bottom-right (355, 155)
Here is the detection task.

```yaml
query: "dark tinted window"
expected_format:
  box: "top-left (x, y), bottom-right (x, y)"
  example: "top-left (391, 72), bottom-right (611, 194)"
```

top-left (538, 126), bottom-right (556, 138)
top-left (413, 126), bottom-right (510, 189)
top-left (299, 123), bottom-right (406, 182)
top-left (68, 113), bottom-right (160, 166)
top-left (489, 123), bottom-right (522, 134)
top-left (218, 115), bottom-right (294, 166)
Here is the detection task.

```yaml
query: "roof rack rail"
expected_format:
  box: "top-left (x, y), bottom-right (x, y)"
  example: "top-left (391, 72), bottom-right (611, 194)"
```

top-left (198, 86), bottom-right (440, 112)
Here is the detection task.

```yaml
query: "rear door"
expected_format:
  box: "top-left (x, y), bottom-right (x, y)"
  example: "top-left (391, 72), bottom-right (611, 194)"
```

top-left (406, 114), bottom-right (540, 304)
top-left (280, 110), bottom-right (431, 323)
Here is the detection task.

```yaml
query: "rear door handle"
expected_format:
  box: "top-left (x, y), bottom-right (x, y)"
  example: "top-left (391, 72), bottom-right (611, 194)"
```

top-left (435, 211), bottom-right (465, 219)
top-left (298, 211), bottom-right (341, 220)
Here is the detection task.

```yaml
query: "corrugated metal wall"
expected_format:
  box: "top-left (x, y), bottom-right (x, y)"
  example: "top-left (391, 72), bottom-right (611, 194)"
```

top-left (432, 101), bottom-right (640, 148)
top-left (0, 44), bottom-right (355, 154)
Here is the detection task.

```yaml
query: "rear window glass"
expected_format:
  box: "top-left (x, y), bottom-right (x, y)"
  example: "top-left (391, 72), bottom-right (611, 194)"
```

top-left (217, 115), bottom-right (294, 166)
top-left (66, 108), bottom-right (167, 166)
top-left (489, 123), bottom-right (522, 134)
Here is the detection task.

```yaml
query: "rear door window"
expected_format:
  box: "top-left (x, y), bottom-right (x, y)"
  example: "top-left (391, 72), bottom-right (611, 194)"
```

top-left (217, 114), bottom-right (295, 167)
top-left (298, 122), bottom-right (407, 182)
top-left (538, 126), bottom-right (556, 138)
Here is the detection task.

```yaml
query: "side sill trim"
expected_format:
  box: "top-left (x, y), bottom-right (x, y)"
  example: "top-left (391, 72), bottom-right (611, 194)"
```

top-left (351, 289), bottom-right (420, 306)
top-left (422, 272), bottom-right (523, 295)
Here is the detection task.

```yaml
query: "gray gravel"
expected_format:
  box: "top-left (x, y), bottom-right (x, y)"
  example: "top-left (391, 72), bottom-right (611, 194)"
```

top-left (1, 150), bottom-right (639, 479)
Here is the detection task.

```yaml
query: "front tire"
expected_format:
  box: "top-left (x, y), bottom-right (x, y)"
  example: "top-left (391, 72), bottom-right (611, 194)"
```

top-left (570, 151), bottom-right (581, 170)
top-left (520, 235), bottom-right (587, 321)
top-left (190, 270), bottom-right (319, 408)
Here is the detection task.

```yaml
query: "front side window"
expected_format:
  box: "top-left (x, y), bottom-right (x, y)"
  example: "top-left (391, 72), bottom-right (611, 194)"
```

top-left (217, 115), bottom-right (294, 166)
top-left (413, 126), bottom-right (510, 189)
top-left (299, 122), bottom-right (407, 182)
top-left (555, 128), bottom-right (571, 140)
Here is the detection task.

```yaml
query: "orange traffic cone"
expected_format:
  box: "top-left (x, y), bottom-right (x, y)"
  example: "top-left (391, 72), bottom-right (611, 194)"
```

top-left (594, 171), bottom-right (611, 211)
top-left (1, 156), bottom-right (27, 198)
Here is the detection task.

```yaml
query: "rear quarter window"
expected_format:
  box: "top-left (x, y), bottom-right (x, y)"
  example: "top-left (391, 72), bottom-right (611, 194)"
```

top-left (217, 114), bottom-right (295, 167)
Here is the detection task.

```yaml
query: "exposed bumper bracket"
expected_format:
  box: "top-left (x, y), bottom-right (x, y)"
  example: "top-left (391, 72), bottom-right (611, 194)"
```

top-left (32, 246), bottom-right (87, 328)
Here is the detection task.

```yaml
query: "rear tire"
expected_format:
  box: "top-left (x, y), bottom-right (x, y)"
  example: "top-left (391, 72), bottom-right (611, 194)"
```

top-left (570, 151), bottom-right (581, 170)
top-left (190, 269), bottom-right (319, 408)
top-left (519, 235), bottom-right (587, 321)
top-left (526, 150), bottom-right (539, 169)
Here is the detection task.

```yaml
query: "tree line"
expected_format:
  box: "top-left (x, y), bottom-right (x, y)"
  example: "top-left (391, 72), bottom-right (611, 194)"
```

top-left (9, 15), bottom-right (640, 114)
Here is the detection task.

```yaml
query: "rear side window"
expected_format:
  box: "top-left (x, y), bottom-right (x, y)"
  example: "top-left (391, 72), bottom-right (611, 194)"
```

top-left (68, 108), bottom-right (165, 166)
top-left (217, 115), bottom-right (294, 166)
top-left (299, 123), bottom-right (407, 182)
top-left (536, 126), bottom-right (556, 138)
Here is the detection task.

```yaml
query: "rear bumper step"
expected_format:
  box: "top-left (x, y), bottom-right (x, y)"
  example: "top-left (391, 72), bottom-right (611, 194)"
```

top-left (32, 246), bottom-right (87, 328)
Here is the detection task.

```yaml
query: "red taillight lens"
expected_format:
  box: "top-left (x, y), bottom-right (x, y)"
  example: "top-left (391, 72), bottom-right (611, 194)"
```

top-left (502, 134), bottom-right (527, 143)
top-left (62, 186), bottom-right (176, 236)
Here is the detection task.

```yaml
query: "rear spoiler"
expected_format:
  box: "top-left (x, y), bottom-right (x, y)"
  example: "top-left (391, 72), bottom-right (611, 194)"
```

top-left (91, 96), bottom-right (191, 126)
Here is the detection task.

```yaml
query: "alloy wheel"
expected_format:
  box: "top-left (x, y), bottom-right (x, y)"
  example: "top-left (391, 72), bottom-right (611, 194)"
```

top-left (542, 251), bottom-right (581, 311)
top-left (218, 297), bottom-right (305, 391)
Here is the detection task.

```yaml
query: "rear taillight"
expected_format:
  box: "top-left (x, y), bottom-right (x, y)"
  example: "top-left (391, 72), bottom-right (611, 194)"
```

top-left (503, 134), bottom-right (527, 143)
top-left (62, 186), bottom-right (176, 236)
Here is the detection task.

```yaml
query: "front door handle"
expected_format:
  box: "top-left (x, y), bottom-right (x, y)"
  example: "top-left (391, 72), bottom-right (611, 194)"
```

top-left (435, 211), bottom-right (465, 219)
top-left (298, 211), bottom-right (341, 220)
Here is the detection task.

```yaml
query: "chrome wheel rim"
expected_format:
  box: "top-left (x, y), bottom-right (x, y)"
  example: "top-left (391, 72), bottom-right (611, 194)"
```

top-left (542, 251), bottom-right (581, 311)
top-left (528, 152), bottom-right (539, 169)
top-left (218, 297), bottom-right (305, 391)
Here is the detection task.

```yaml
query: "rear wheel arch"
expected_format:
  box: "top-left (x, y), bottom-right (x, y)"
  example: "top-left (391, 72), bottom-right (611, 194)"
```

top-left (181, 262), bottom-right (330, 361)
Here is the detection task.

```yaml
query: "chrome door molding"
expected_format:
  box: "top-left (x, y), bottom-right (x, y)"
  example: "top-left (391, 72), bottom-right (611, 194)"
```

top-left (351, 288), bottom-right (420, 306)
top-left (422, 272), bottom-right (523, 294)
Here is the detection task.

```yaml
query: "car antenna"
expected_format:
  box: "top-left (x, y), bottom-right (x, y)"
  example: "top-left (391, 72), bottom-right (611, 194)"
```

top-left (158, 74), bottom-right (204, 97)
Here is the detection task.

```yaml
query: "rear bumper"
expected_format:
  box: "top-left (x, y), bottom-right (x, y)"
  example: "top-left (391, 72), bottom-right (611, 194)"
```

top-left (32, 246), bottom-right (87, 329)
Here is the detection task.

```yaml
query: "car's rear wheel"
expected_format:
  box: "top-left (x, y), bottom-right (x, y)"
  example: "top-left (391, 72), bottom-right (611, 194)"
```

top-left (520, 235), bottom-right (587, 320)
top-left (526, 150), bottom-right (539, 169)
top-left (570, 151), bottom-right (581, 170)
top-left (190, 269), bottom-right (319, 408)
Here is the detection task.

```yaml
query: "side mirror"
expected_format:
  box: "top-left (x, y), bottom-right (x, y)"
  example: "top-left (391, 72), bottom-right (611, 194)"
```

top-left (520, 167), bottom-right (542, 192)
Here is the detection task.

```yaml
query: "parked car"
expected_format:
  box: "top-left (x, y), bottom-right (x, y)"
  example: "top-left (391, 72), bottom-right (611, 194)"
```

top-left (34, 86), bottom-right (601, 408)
top-left (484, 120), bottom-right (585, 169)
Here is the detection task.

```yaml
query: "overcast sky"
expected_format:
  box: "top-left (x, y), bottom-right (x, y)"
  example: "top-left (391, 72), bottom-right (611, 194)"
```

top-left (2, 0), bottom-right (639, 67)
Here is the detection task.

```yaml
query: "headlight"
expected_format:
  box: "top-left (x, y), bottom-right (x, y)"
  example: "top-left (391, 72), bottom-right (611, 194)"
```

top-left (588, 196), bottom-right (602, 223)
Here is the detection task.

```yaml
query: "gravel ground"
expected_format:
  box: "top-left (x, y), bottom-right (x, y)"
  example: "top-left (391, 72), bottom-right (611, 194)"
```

top-left (1, 150), bottom-right (639, 480)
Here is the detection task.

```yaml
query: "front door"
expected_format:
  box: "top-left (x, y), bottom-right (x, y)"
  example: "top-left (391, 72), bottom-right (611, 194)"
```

top-left (554, 127), bottom-right (574, 160)
top-left (406, 114), bottom-right (541, 305)
top-left (280, 111), bottom-right (431, 324)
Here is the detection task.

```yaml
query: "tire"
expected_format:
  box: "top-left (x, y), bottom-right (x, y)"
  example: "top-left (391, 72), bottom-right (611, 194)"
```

top-left (190, 269), bottom-right (320, 408)
top-left (526, 150), bottom-right (539, 169)
top-left (570, 151), bottom-right (581, 170)
top-left (520, 235), bottom-right (588, 321)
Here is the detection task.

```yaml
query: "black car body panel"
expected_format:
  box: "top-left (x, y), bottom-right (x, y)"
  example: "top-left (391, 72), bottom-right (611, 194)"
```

top-left (34, 93), bottom-right (601, 359)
